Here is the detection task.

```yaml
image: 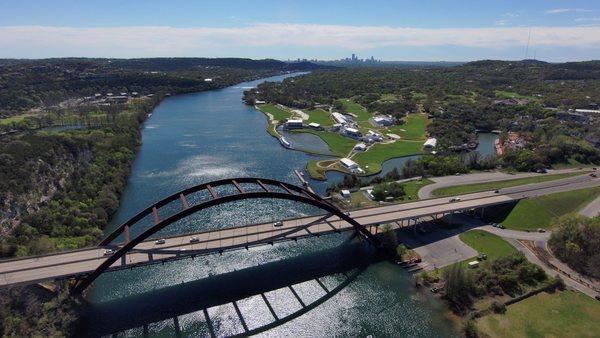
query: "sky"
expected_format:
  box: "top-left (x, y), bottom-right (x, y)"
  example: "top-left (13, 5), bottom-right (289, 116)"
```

top-left (1, 0), bottom-right (600, 61)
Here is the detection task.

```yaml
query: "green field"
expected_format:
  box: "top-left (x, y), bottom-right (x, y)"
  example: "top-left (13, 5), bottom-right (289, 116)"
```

top-left (387, 113), bottom-right (429, 140)
top-left (489, 186), bottom-right (600, 230)
top-left (477, 290), bottom-right (600, 338)
top-left (339, 99), bottom-right (371, 122)
top-left (347, 178), bottom-right (433, 207)
top-left (306, 108), bottom-right (333, 126)
top-left (294, 129), bottom-right (356, 157)
top-left (459, 230), bottom-right (516, 261)
top-left (257, 104), bottom-right (292, 121)
top-left (403, 178), bottom-right (434, 200)
top-left (352, 140), bottom-right (423, 174)
top-left (432, 172), bottom-right (584, 196)
top-left (494, 90), bottom-right (536, 100)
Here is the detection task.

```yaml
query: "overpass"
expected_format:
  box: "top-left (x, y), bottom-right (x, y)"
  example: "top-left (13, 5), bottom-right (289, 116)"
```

top-left (0, 173), bottom-right (597, 291)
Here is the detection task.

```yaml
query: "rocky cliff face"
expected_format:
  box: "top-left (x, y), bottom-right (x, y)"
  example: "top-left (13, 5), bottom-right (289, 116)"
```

top-left (0, 136), bottom-right (92, 239)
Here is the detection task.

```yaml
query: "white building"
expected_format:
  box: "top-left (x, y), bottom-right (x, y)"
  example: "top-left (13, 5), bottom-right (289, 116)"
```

top-left (423, 138), bottom-right (437, 149)
top-left (353, 143), bottom-right (367, 151)
top-left (340, 189), bottom-right (351, 198)
top-left (255, 100), bottom-right (266, 104)
top-left (340, 157), bottom-right (359, 170)
top-left (373, 115), bottom-right (394, 126)
top-left (285, 119), bottom-right (303, 129)
top-left (204, 78), bottom-right (213, 82)
top-left (308, 122), bottom-right (321, 129)
top-left (332, 112), bottom-right (347, 124)
top-left (343, 127), bottom-right (362, 138)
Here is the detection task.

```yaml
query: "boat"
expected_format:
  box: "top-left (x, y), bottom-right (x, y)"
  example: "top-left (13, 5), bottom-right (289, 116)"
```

top-left (279, 136), bottom-right (292, 149)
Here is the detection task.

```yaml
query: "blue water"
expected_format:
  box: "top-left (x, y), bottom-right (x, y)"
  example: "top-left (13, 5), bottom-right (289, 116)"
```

top-left (84, 73), bottom-right (458, 337)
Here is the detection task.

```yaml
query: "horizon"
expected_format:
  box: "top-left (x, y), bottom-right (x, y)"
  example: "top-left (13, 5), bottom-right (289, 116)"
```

top-left (1, 0), bottom-right (600, 62)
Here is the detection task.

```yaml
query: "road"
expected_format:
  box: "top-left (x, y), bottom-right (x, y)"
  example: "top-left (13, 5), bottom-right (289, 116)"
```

top-left (579, 195), bottom-right (600, 218)
top-left (1, 173), bottom-right (598, 288)
top-left (418, 168), bottom-right (588, 199)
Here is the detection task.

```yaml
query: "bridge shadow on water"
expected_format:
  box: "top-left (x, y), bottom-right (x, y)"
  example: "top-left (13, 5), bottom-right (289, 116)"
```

top-left (78, 236), bottom-right (385, 337)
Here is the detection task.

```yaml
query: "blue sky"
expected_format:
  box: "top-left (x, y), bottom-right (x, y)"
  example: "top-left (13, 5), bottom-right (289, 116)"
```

top-left (1, 0), bottom-right (599, 61)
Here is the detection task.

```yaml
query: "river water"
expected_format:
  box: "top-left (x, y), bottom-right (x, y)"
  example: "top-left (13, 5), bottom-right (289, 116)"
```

top-left (83, 73), bottom-right (458, 337)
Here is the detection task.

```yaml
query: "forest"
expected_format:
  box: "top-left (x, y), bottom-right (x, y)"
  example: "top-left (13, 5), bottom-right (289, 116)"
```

top-left (0, 57), bottom-right (330, 114)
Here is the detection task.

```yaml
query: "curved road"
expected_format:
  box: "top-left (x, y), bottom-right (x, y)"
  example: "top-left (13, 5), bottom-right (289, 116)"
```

top-left (418, 168), bottom-right (589, 199)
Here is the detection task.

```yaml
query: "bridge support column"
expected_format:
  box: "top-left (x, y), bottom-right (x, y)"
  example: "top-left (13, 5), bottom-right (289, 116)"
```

top-left (480, 207), bottom-right (485, 219)
top-left (124, 225), bottom-right (130, 244)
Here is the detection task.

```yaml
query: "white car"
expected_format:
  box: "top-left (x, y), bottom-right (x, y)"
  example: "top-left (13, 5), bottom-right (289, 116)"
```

top-left (449, 197), bottom-right (461, 203)
top-left (103, 249), bottom-right (114, 256)
top-left (189, 236), bottom-right (199, 243)
top-left (273, 221), bottom-right (283, 227)
top-left (155, 238), bottom-right (166, 245)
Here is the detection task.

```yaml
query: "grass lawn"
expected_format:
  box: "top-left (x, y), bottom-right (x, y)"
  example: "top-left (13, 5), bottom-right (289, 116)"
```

top-left (339, 99), bottom-right (371, 122)
top-left (489, 186), bottom-right (600, 230)
top-left (476, 290), bottom-right (600, 338)
top-left (348, 191), bottom-right (378, 208)
top-left (257, 104), bottom-right (291, 121)
top-left (432, 172), bottom-right (584, 196)
top-left (294, 129), bottom-right (356, 157)
top-left (306, 108), bottom-right (333, 126)
top-left (352, 140), bottom-right (423, 175)
top-left (494, 90), bottom-right (536, 100)
top-left (0, 113), bottom-right (39, 125)
top-left (403, 178), bottom-right (434, 200)
top-left (459, 230), bottom-right (516, 261)
top-left (387, 113), bottom-right (429, 140)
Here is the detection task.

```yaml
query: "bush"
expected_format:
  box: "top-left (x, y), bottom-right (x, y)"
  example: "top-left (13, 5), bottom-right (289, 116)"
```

top-left (463, 319), bottom-right (479, 338)
top-left (491, 301), bottom-right (506, 314)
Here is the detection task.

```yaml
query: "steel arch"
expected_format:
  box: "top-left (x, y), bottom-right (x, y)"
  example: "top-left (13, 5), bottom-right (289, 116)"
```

top-left (72, 178), bottom-right (379, 294)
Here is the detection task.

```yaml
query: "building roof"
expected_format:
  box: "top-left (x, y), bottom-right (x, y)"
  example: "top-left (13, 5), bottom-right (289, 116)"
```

top-left (340, 157), bottom-right (358, 168)
top-left (345, 127), bottom-right (360, 134)
top-left (423, 138), bottom-right (437, 148)
top-left (308, 122), bottom-right (321, 128)
top-left (287, 119), bottom-right (303, 124)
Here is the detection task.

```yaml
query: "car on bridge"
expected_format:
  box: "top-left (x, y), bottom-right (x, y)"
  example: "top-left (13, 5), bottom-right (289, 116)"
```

top-left (449, 197), bottom-right (461, 202)
top-left (155, 238), bottom-right (166, 245)
top-left (103, 249), bottom-right (114, 256)
top-left (273, 221), bottom-right (283, 227)
top-left (189, 236), bottom-right (199, 243)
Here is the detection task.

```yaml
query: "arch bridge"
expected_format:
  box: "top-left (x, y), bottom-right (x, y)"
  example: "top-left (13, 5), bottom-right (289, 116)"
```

top-left (71, 177), bottom-right (380, 294)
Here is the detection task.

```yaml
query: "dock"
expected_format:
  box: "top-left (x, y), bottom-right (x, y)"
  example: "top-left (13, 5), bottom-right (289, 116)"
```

top-left (294, 169), bottom-right (316, 194)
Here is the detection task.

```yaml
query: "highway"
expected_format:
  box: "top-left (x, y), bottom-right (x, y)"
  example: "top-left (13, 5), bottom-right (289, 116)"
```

top-left (0, 172), bottom-right (598, 287)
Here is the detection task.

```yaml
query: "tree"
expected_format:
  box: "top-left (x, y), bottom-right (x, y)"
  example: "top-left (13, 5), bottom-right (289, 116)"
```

top-left (443, 264), bottom-right (473, 314)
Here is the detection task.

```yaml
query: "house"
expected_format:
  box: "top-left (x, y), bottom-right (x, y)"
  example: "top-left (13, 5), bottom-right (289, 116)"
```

top-left (353, 143), bottom-right (367, 151)
top-left (340, 157), bottom-right (364, 174)
top-left (343, 127), bottom-right (362, 139)
top-left (340, 190), bottom-right (351, 198)
top-left (332, 112), bottom-right (347, 124)
top-left (372, 115), bottom-right (394, 126)
top-left (423, 138), bottom-right (437, 149)
top-left (204, 78), bottom-right (213, 82)
top-left (285, 119), bottom-right (303, 129)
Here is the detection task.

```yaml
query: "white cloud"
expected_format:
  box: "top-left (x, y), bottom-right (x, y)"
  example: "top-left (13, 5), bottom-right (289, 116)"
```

top-left (494, 19), bottom-right (510, 26)
top-left (546, 8), bottom-right (595, 14)
top-left (1, 24), bottom-right (600, 58)
top-left (574, 17), bottom-right (600, 22)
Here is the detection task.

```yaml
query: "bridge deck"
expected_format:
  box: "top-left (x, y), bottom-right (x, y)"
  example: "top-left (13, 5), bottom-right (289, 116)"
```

top-left (0, 192), bottom-right (513, 286)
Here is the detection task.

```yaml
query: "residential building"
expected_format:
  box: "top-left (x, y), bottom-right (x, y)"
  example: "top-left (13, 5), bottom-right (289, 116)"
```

top-left (423, 138), bottom-right (437, 149)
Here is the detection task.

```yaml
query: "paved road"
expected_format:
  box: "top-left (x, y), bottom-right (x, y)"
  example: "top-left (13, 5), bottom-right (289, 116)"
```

top-left (579, 195), bottom-right (600, 218)
top-left (1, 173), bottom-right (599, 288)
top-left (418, 168), bottom-right (588, 199)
